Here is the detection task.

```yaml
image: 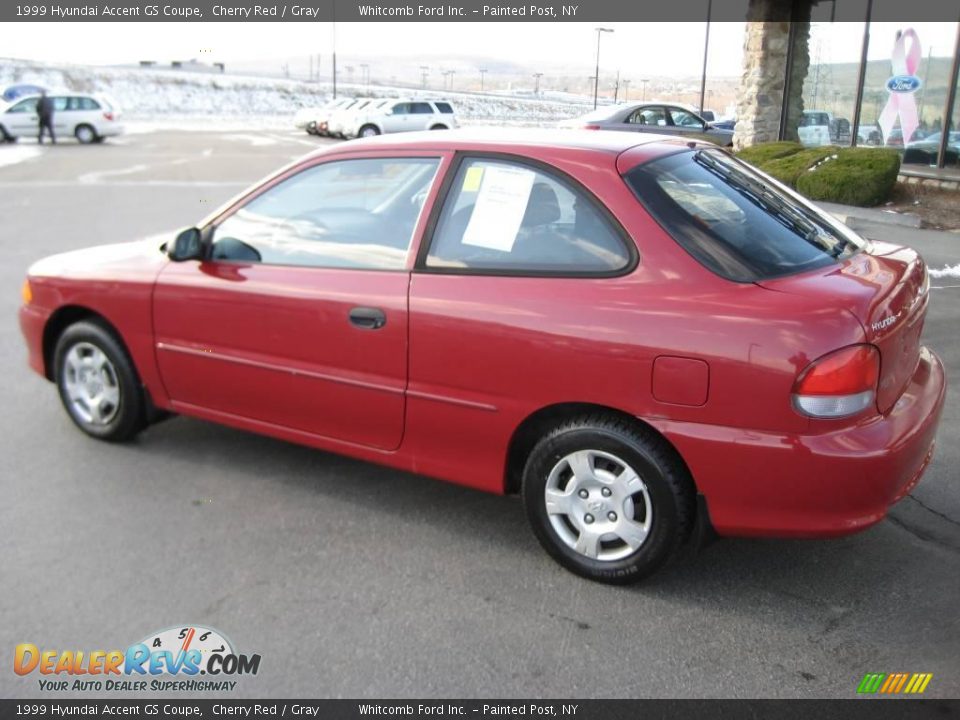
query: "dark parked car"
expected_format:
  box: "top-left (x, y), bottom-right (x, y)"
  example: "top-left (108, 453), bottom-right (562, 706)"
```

top-left (562, 102), bottom-right (733, 146)
top-left (19, 130), bottom-right (944, 584)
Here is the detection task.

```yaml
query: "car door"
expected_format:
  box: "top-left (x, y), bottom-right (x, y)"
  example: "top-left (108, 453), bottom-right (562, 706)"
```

top-left (664, 106), bottom-right (711, 142)
top-left (152, 153), bottom-right (444, 451)
top-left (382, 103), bottom-right (410, 133)
top-left (52, 96), bottom-right (71, 136)
top-left (409, 102), bottom-right (435, 131)
top-left (2, 97), bottom-right (39, 136)
top-left (622, 105), bottom-right (670, 134)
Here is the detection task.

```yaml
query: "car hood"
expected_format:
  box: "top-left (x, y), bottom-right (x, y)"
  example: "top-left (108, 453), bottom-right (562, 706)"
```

top-left (28, 232), bottom-right (173, 282)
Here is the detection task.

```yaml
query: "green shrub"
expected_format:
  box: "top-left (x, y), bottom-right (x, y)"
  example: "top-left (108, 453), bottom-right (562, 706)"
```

top-left (795, 148), bottom-right (901, 207)
top-left (735, 141), bottom-right (804, 166)
top-left (734, 142), bottom-right (901, 206)
top-left (758, 147), bottom-right (839, 186)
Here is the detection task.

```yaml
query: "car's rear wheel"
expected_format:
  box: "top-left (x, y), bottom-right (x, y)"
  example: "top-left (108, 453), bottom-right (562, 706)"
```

top-left (54, 321), bottom-right (145, 442)
top-left (429, 124), bottom-right (448, 130)
top-left (74, 124), bottom-right (98, 144)
top-left (359, 124), bottom-right (380, 138)
top-left (522, 416), bottom-right (694, 584)
top-left (0, 125), bottom-right (15, 143)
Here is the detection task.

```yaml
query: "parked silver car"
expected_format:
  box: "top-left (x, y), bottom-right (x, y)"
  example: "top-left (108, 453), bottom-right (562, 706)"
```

top-left (562, 102), bottom-right (733, 146)
top-left (0, 92), bottom-right (122, 143)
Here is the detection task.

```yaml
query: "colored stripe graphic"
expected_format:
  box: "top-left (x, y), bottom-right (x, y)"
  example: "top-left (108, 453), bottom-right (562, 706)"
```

top-left (857, 673), bottom-right (886, 693)
top-left (858, 673), bottom-right (932, 694)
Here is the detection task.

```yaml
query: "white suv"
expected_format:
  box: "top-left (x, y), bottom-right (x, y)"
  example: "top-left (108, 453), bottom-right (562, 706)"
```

top-left (343, 99), bottom-right (458, 139)
top-left (0, 93), bottom-right (122, 144)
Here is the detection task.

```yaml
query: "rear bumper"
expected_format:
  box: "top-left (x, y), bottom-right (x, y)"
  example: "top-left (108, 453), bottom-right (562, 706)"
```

top-left (99, 123), bottom-right (124, 137)
top-left (657, 346), bottom-right (947, 538)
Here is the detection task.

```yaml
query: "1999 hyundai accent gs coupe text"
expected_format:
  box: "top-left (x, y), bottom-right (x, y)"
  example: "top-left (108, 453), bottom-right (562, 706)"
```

top-left (19, 130), bottom-right (946, 584)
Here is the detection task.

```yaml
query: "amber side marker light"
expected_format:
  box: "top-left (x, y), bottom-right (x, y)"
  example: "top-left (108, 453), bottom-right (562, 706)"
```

top-left (21, 279), bottom-right (32, 305)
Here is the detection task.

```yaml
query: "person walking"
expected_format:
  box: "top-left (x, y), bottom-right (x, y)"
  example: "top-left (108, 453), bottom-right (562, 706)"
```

top-left (37, 91), bottom-right (55, 145)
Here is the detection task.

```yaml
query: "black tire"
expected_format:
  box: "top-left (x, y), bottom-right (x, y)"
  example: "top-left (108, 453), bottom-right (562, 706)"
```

top-left (429, 124), bottom-right (448, 131)
top-left (74, 124), bottom-right (98, 144)
top-left (359, 124), bottom-right (380, 138)
top-left (522, 415), bottom-right (694, 584)
top-left (0, 125), bottom-right (16, 143)
top-left (53, 320), bottom-right (146, 442)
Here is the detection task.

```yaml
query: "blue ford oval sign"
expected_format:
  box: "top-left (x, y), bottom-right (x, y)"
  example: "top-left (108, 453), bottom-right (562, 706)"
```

top-left (886, 75), bottom-right (922, 94)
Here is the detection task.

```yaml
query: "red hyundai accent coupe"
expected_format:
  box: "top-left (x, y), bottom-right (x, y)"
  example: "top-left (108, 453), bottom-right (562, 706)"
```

top-left (19, 130), bottom-right (946, 583)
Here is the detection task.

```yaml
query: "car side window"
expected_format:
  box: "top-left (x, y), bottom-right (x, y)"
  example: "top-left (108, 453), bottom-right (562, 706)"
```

top-left (628, 107), bottom-right (667, 126)
top-left (80, 97), bottom-right (101, 110)
top-left (8, 98), bottom-right (37, 113)
top-left (51, 97), bottom-right (68, 111)
top-left (667, 108), bottom-right (704, 128)
top-left (435, 102), bottom-right (454, 114)
top-left (411, 102), bottom-right (433, 114)
top-left (425, 158), bottom-right (631, 274)
top-left (391, 103), bottom-right (410, 115)
top-left (210, 157), bottom-right (440, 270)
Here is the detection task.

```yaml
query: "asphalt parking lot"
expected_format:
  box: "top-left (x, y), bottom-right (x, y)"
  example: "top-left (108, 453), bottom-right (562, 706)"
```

top-left (1, 129), bottom-right (958, 699)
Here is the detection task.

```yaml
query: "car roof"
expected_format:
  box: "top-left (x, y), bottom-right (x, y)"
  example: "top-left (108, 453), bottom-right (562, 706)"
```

top-left (314, 127), bottom-right (692, 159)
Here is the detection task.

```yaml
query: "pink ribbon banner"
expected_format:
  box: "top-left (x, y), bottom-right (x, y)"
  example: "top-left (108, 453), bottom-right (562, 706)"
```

top-left (878, 28), bottom-right (923, 145)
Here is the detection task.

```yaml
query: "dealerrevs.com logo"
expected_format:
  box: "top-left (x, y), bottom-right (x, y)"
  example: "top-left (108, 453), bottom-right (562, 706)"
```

top-left (14, 625), bottom-right (261, 692)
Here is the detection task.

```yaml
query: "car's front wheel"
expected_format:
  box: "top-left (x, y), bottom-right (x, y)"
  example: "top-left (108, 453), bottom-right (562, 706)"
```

top-left (522, 416), bottom-right (694, 584)
top-left (74, 124), bottom-right (99, 144)
top-left (359, 124), bottom-right (380, 138)
top-left (54, 321), bottom-right (145, 441)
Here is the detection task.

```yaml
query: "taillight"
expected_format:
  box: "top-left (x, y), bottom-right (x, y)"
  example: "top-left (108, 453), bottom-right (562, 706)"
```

top-left (583, 124), bottom-right (601, 130)
top-left (103, 112), bottom-right (114, 121)
top-left (792, 344), bottom-right (880, 418)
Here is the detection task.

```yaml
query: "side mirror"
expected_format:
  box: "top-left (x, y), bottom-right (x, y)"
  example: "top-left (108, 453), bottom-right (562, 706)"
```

top-left (168, 227), bottom-right (203, 262)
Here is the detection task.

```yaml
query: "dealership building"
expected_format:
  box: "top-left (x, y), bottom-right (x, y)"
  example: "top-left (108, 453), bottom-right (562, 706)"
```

top-left (735, 0), bottom-right (959, 175)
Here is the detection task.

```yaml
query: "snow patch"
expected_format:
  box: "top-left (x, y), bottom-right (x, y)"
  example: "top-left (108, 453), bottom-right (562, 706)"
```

top-left (1, 58), bottom-right (592, 128)
top-left (0, 145), bottom-right (42, 168)
top-left (928, 263), bottom-right (960, 279)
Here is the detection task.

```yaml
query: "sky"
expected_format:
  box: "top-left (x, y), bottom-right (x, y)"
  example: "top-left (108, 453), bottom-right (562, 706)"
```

top-left (1, 20), bottom-right (956, 79)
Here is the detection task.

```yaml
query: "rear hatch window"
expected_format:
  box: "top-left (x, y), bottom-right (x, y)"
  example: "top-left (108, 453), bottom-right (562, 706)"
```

top-left (625, 149), bottom-right (865, 282)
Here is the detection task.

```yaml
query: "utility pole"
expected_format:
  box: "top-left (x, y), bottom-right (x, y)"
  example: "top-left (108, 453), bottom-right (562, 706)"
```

top-left (623, 79), bottom-right (631, 102)
top-left (420, 65), bottom-right (429, 89)
top-left (533, 72), bottom-right (543, 95)
top-left (593, 27), bottom-right (614, 109)
top-left (640, 78), bottom-right (649, 102)
top-left (613, 69), bottom-right (620, 103)
top-left (360, 63), bottom-right (370, 90)
top-left (479, 67), bottom-right (487, 92)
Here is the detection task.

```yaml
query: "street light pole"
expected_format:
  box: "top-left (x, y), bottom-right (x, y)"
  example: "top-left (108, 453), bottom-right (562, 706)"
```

top-left (593, 27), bottom-right (614, 110)
top-left (331, 8), bottom-right (337, 99)
top-left (420, 65), bottom-right (429, 89)
top-left (479, 68), bottom-right (487, 92)
top-left (623, 79), bottom-right (631, 102)
top-left (698, 0), bottom-right (712, 113)
top-left (640, 78), bottom-right (649, 102)
top-left (533, 72), bottom-right (543, 95)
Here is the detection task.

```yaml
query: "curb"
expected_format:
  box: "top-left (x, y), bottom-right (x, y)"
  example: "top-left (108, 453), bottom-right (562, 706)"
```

top-left (817, 201), bottom-right (923, 230)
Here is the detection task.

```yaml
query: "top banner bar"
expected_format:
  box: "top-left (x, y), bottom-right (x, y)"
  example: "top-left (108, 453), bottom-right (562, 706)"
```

top-left (2, 0), bottom-right (958, 22)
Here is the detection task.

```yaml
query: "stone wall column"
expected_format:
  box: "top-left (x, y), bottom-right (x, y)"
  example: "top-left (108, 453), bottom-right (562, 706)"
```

top-left (734, 0), bottom-right (812, 149)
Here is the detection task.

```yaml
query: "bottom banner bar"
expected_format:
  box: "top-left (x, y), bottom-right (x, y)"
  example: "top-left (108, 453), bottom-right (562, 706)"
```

top-left (3, 699), bottom-right (958, 720)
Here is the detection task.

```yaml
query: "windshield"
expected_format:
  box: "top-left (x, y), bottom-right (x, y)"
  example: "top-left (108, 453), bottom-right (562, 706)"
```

top-left (625, 149), bottom-right (865, 282)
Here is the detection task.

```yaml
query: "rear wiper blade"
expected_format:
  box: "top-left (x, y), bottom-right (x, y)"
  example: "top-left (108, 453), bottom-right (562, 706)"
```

top-left (693, 151), bottom-right (829, 247)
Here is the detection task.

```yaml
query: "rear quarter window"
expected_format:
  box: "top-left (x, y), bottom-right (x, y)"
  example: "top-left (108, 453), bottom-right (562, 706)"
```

top-left (625, 150), bottom-right (864, 282)
top-left (435, 102), bottom-right (454, 114)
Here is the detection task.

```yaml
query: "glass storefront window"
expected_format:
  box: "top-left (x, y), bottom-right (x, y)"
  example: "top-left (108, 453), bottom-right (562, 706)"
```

top-left (856, 13), bottom-right (959, 168)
